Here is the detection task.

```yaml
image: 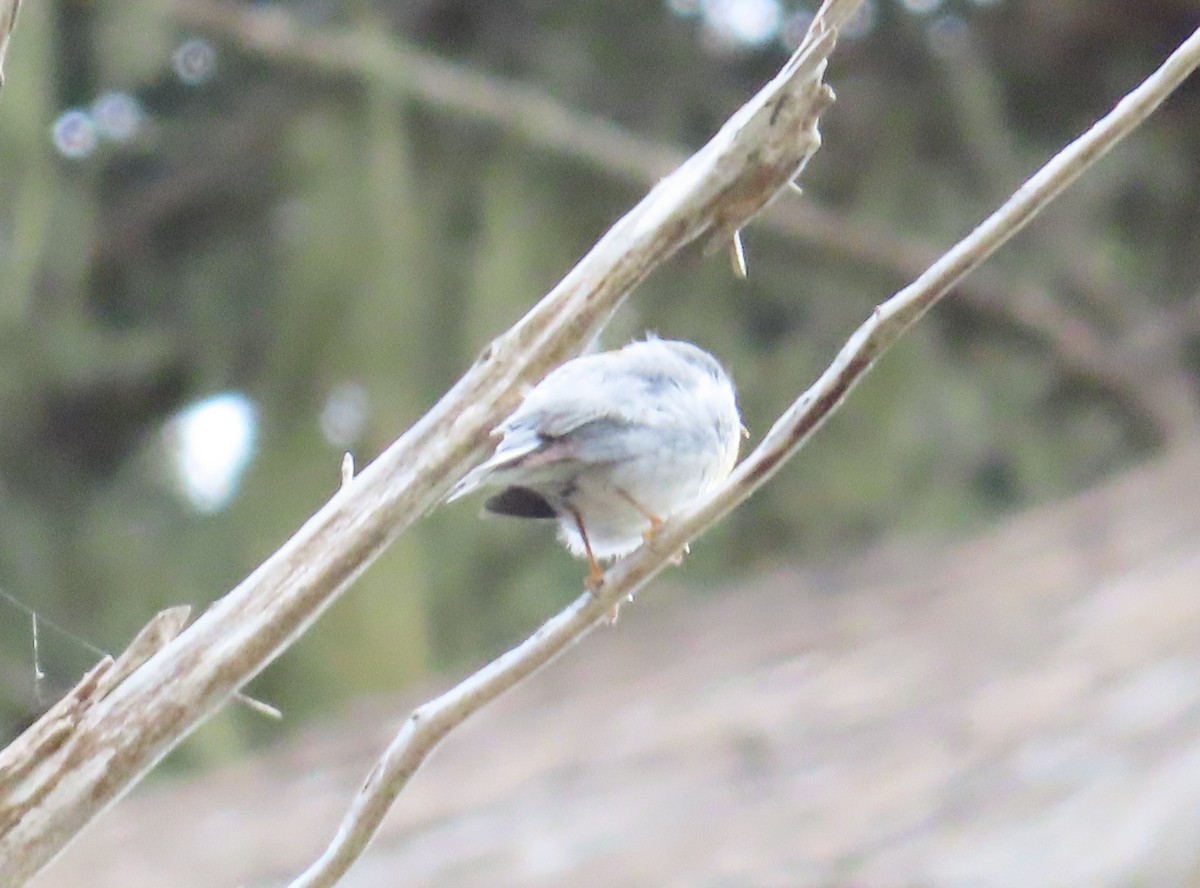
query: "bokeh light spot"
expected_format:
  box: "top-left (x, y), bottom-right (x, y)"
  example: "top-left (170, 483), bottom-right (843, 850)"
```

top-left (702, 0), bottom-right (782, 51)
top-left (841, 0), bottom-right (877, 40)
top-left (172, 37), bottom-right (217, 86)
top-left (320, 382), bottom-right (370, 449)
top-left (163, 392), bottom-right (258, 514)
top-left (91, 91), bottom-right (143, 143)
top-left (51, 110), bottom-right (97, 160)
top-left (899, 0), bottom-right (943, 15)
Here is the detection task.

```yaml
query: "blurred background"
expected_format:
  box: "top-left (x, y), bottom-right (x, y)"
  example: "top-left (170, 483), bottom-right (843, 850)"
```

top-left (4, 0), bottom-right (1200, 864)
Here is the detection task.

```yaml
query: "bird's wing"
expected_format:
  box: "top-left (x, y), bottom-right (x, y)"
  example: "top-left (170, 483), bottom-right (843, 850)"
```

top-left (445, 388), bottom-right (604, 502)
top-left (447, 351), bottom-right (671, 502)
top-left (445, 430), bottom-right (546, 502)
top-left (507, 351), bottom-right (666, 438)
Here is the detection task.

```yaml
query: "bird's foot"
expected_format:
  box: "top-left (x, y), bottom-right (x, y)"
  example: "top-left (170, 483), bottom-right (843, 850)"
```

top-left (641, 519), bottom-right (688, 566)
top-left (640, 515), bottom-right (666, 547)
top-left (585, 559), bottom-right (605, 595)
top-left (583, 559), bottom-right (623, 624)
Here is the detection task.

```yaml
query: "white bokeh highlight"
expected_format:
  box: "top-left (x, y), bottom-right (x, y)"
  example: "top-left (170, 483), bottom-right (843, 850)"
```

top-left (163, 392), bottom-right (258, 513)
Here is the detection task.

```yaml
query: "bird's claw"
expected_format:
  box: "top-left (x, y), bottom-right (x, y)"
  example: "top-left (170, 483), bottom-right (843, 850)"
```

top-left (642, 522), bottom-right (688, 567)
top-left (640, 516), bottom-right (665, 547)
top-left (585, 561), bottom-right (605, 595)
top-left (584, 561), bottom-right (621, 624)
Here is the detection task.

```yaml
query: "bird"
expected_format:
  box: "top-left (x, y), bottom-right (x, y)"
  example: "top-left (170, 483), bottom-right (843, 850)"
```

top-left (448, 336), bottom-right (743, 590)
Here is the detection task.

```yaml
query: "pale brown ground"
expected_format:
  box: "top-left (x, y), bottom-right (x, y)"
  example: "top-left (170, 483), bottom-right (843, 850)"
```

top-left (33, 444), bottom-right (1200, 887)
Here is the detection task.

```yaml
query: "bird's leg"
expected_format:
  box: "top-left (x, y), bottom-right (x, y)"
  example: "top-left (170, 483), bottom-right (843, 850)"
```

top-left (568, 508), bottom-right (624, 623)
top-left (615, 488), bottom-right (665, 544)
top-left (568, 507), bottom-right (605, 594)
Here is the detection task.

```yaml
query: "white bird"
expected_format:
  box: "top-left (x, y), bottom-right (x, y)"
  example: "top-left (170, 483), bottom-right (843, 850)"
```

top-left (448, 336), bottom-right (743, 589)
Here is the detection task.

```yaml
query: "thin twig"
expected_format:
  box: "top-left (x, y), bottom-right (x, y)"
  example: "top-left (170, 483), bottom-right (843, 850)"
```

top-left (289, 22), bottom-right (1200, 888)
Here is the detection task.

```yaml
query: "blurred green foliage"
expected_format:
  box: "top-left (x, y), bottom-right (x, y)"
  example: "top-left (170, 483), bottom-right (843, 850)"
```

top-left (2, 0), bottom-right (1199, 760)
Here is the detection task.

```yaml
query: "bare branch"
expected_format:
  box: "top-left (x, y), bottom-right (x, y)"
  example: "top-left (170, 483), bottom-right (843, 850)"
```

top-left (287, 23), bottom-right (1200, 888)
top-left (0, 2), bottom-right (857, 884)
top-left (0, 607), bottom-right (189, 815)
top-left (162, 0), bottom-right (1197, 441)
